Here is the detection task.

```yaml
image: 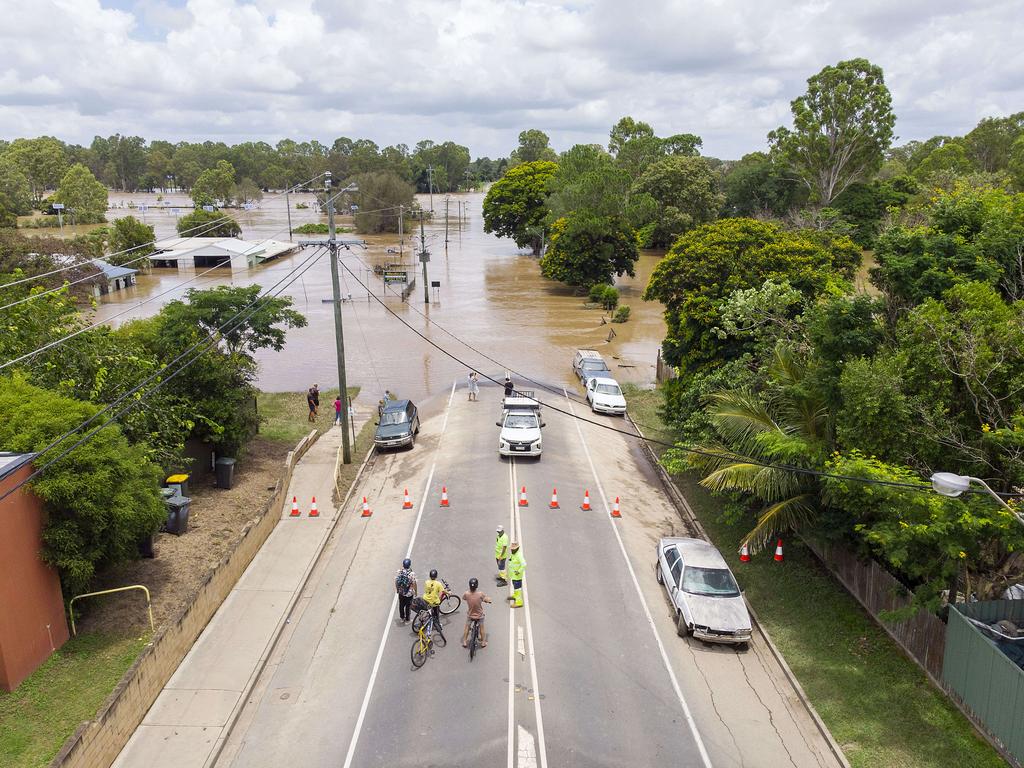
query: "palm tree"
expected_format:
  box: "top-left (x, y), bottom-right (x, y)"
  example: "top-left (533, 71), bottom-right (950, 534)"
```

top-left (673, 346), bottom-right (832, 553)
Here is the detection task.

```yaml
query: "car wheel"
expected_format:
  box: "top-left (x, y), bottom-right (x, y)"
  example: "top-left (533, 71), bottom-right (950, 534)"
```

top-left (655, 563), bottom-right (664, 585)
top-left (676, 611), bottom-right (691, 638)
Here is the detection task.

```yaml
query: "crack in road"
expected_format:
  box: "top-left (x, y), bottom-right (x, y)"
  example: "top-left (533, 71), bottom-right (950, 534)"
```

top-left (738, 649), bottom-right (798, 768)
top-left (682, 635), bottom-right (745, 768)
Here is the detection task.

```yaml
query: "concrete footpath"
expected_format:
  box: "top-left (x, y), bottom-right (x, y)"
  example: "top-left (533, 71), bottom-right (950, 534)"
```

top-left (112, 422), bottom-right (360, 768)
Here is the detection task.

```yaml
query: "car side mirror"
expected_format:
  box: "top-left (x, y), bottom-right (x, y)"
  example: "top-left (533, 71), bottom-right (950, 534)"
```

top-left (495, 421), bottom-right (501, 427)
top-left (374, 421), bottom-right (379, 425)
top-left (541, 422), bottom-right (546, 428)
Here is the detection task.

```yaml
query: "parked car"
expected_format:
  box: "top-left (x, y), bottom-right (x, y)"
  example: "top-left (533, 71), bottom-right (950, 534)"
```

top-left (586, 376), bottom-right (627, 415)
top-left (573, 349), bottom-right (611, 385)
top-left (374, 399), bottom-right (420, 450)
top-left (497, 391), bottom-right (544, 458)
top-left (655, 537), bottom-right (752, 645)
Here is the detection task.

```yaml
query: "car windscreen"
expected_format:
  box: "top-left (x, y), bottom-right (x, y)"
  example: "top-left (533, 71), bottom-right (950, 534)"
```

top-left (595, 383), bottom-right (621, 395)
top-left (681, 566), bottom-right (740, 597)
top-left (380, 410), bottom-right (409, 426)
top-left (504, 413), bottom-right (538, 428)
top-left (582, 360), bottom-right (609, 370)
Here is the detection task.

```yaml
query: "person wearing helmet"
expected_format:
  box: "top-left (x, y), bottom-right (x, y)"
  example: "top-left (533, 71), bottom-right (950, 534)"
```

top-left (494, 525), bottom-right (510, 584)
top-left (462, 577), bottom-right (492, 648)
top-left (507, 542), bottom-right (526, 608)
top-left (395, 558), bottom-right (417, 623)
top-left (422, 568), bottom-right (445, 628)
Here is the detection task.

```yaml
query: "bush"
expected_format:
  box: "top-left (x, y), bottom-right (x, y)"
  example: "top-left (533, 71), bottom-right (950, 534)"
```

top-left (176, 208), bottom-right (241, 238)
top-left (612, 305), bottom-right (631, 323)
top-left (588, 283), bottom-right (619, 310)
top-left (295, 202), bottom-right (309, 210)
top-left (292, 223), bottom-right (329, 234)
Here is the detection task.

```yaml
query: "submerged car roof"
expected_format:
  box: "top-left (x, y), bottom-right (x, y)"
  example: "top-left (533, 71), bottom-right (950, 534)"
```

top-left (662, 537), bottom-right (729, 569)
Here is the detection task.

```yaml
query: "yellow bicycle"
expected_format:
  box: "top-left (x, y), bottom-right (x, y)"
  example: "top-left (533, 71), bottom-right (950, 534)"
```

top-left (411, 609), bottom-right (446, 668)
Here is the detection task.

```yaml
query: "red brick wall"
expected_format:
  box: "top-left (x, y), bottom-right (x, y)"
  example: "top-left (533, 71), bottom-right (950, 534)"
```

top-left (0, 463), bottom-right (69, 691)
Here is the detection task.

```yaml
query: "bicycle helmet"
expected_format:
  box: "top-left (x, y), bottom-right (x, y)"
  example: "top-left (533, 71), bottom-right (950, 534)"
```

top-left (469, 577), bottom-right (478, 590)
top-left (402, 558), bottom-right (411, 569)
top-left (429, 569), bottom-right (438, 579)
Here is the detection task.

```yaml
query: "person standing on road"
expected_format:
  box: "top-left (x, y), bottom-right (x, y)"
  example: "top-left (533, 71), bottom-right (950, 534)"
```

top-left (307, 383), bottom-right (320, 422)
top-left (503, 375), bottom-right (513, 398)
top-left (395, 558), bottom-right (417, 623)
top-left (468, 371), bottom-right (479, 402)
top-left (507, 542), bottom-right (526, 608)
top-left (333, 395), bottom-right (342, 425)
top-left (462, 578), bottom-right (492, 648)
top-left (494, 525), bottom-right (509, 584)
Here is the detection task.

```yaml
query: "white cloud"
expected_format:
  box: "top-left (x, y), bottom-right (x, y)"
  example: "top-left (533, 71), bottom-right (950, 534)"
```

top-left (0, 0), bottom-right (1020, 159)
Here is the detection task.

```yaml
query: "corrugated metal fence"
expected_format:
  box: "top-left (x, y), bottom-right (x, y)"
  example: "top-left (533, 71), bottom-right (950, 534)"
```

top-left (944, 602), bottom-right (1024, 765)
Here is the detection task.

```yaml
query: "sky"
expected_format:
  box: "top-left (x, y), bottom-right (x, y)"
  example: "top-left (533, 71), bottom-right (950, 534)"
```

top-left (1, 0), bottom-right (1021, 160)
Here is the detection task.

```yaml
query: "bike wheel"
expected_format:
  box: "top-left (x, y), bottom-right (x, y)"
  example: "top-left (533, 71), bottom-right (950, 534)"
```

top-left (411, 611), bottom-right (426, 633)
top-left (469, 624), bottom-right (478, 662)
top-left (439, 593), bottom-right (461, 615)
top-left (411, 638), bottom-right (428, 668)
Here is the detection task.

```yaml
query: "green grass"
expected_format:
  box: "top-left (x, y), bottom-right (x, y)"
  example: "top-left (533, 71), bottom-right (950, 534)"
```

top-left (627, 387), bottom-right (1005, 768)
top-left (257, 387), bottom-right (359, 444)
top-left (0, 632), bottom-right (149, 767)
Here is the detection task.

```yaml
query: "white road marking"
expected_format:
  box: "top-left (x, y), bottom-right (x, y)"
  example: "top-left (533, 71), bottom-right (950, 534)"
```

top-left (517, 724), bottom-right (538, 768)
top-left (512, 463), bottom-right (549, 768)
top-left (341, 380), bottom-right (458, 768)
top-left (507, 460), bottom-right (516, 768)
top-left (564, 389), bottom-right (714, 768)
top-left (517, 626), bottom-right (525, 659)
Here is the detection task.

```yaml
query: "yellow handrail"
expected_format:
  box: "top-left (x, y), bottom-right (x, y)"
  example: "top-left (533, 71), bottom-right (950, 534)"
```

top-left (68, 585), bottom-right (154, 636)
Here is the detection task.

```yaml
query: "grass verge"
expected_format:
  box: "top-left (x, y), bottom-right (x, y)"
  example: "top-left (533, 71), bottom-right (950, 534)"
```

top-left (628, 386), bottom-right (1004, 768)
top-left (257, 387), bottom-right (359, 444)
top-left (0, 632), bottom-right (149, 768)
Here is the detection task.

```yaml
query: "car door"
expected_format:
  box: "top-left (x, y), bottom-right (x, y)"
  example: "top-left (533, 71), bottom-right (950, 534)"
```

top-left (659, 545), bottom-right (680, 599)
top-left (586, 379), bottom-right (596, 403)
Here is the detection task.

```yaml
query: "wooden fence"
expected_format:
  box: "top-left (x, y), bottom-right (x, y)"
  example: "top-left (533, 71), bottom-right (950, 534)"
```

top-left (804, 538), bottom-right (948, 682)
top-left (655, 349), bottom-right (677, 384)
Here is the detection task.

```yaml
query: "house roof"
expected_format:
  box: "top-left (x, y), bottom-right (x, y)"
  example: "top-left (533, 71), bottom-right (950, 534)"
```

top-left (94, 259), bottom-right (138, 280)
top-left (150, 237), bottom-right (297, 264)
top-left (0, 452), bottom-right (35, 482)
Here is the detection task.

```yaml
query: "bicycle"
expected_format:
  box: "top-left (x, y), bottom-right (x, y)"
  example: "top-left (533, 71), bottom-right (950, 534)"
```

top-left (439, 578), bottom-right (461, 615)
top-left (411, 609), bottom-right (446, 668)
top-left (467, 617), bottom-right (481, 662)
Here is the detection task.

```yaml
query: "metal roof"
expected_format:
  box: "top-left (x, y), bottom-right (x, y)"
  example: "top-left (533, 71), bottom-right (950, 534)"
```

top-left (94, 259), bottom-right (138, 280)
top-left (0, 452), bottom-right (35, 482)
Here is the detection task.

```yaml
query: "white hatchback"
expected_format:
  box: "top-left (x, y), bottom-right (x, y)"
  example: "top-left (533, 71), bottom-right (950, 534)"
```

top-left (586, 377), bottom-right (627, 415)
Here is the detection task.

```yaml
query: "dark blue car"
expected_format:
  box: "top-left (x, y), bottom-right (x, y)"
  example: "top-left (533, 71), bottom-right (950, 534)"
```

top-left (374, 399), bottom-right (420, 450)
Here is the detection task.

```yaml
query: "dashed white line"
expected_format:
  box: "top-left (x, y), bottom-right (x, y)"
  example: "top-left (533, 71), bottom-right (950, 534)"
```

top-left (563, 388), bottom-right (714, 768)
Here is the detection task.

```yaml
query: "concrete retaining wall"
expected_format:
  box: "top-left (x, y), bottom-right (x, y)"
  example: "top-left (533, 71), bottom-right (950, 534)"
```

top-left (49, 430), bottom-right (319, 768)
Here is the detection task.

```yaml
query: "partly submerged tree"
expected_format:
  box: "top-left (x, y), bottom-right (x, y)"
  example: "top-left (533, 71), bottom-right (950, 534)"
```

top-left (176, 208), bottom-right (241, 238)
top-left (108, 215), bottom-right (155, 266)
top-left (482, 160), bottom-right (558, 255)
top-left (540, 212), bottom-right (638, 289)
top-left (52, 163), bottom-right (108, 223)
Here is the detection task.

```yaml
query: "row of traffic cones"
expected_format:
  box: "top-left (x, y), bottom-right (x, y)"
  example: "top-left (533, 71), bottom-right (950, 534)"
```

top-left (289, 496), bottom-right (320, 517)
top-left (355, 486), bottom-right (626, 520)
top-left (738, 539), bottom-right (785, 562)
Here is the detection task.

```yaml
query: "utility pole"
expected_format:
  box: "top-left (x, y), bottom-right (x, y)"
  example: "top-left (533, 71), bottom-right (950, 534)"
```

top-left (444, 196), bottom-right (449, 255)
top-left (285, 190), bottom-right (293, 242)
top-left (325, 172), bottom-right (352, 464)
top-left (398, 204), bottom-right (404, 259)
top-left (419, 212), bottom-right (430, 305)
top-left (426, 166), bottom-right (434, 212)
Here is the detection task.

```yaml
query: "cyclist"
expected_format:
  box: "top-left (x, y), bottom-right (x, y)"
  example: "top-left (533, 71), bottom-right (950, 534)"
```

top-left (422, 568), bottom-right (445, 629)
top-left (462, 577), bottom-right (492, 648)
top-left (495, 525), bottom-right (510, 584)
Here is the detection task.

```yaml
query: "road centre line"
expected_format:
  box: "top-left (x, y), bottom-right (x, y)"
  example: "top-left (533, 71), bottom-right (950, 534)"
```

top-left (563, 388), bottom-right (714, 768)
top-left (341, 379), bottom-right (458, 768)
top-left (512, 461), bottom-right (549, 768)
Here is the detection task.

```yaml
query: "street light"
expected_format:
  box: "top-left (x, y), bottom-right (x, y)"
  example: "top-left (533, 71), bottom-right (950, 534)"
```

top-left (930, 472), bottom-right (1022, 523)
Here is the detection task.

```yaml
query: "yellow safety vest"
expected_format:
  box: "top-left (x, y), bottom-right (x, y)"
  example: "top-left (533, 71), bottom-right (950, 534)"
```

top-left (509, 551), bottom-right (526, 580)
top-left (495, 533), bottom-right (509, 559)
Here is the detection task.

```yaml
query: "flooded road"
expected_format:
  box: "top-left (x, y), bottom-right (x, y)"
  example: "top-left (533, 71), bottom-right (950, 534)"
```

top-left (94, 191), bottom-right (667, 404)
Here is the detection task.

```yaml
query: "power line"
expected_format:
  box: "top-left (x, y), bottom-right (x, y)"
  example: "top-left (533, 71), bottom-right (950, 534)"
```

top-left (0, 246), bottom-right (328, 506)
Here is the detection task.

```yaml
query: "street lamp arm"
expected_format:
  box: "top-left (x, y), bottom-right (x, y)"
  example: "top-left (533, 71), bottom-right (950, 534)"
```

top-left (965, 476), bottom-right (1019, 514)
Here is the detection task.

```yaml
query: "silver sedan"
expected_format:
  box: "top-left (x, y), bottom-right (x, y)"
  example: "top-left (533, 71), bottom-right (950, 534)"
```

top-left (655, 537), bottom-right (752, 646)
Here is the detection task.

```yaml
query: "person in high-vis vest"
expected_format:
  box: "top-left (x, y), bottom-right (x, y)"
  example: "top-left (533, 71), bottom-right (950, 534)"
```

top-left (507, 542), bottom-right (526, 608)
top-left (495, 525), bottom-right (510, 584)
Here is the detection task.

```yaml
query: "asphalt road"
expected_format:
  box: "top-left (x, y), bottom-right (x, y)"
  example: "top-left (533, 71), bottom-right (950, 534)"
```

top-left (218, 380), bottom-right (842, 768)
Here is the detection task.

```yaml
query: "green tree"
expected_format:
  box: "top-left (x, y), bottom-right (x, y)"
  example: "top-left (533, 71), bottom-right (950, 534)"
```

top-left (644, 218), bottom-right (859, 371)
top-left (546, 144), bottom-right (631, 221)
top-left (722, 152), bottom-right (807, 218)
top-left (509, 129), bottom-right (558, 166)
top-left (769, 58), bottom-right (896, 205)
top-left (482, 160), bottom-right (558, 255)
top-left (176, 208), bottom-right (241, 238)
top-left (191, 159), bottom-right (236, 207)
top-left (963, 113), bottom-right (1024, 173)
top-left (351, 171), bottom-right (415, 234)
top-left (609, 116), bottom-right (665, 179)
top-left (631, 155), bottom-right (723, 247)
top-left (540, 212), bottom-right (638, 289)
top-left (5, 136), bottom-right (68, 203)
top-left (234, 177), bottom-right (263, 206)
top-left (0, 375), bottom-right (165, 595)
top-left (0, 155), bottom-right (33, 215)
top-left (1008, 134), bottom-right (1024, 191)
top-left (912, 142), bottom-right (973, 184)
top-left (108, 216), bottom-right (155, 266)
top-left (52, 163), bottom-right (108, 223)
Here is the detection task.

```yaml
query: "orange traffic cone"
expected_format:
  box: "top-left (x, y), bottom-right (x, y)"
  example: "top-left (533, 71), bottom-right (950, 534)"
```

top-left (519, 486), bottom-right (528, 507)
top-left (309, 496), bottom-right (319, 517)
top-left (360, 496), bottom-right (372, 518)
top-left (289, 496), bottom-right (300, 517)
top-left (773, 539), bottom-right (784, 562)
top-left (440, 486), bottom-right (450, 507)
top-left (581, 490), bottom-right (591, 511)
top-left (549, 488), bottom-right (560, 509)
top-left (739, 543), bottom-right (751, 562)
top-left (402, 488), bottom-right (413, 510)
top-left (611, 496), bottom-right (621, 518)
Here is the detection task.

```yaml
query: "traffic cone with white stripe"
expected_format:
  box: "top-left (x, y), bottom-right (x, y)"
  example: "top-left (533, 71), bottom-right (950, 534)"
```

top-left (360, 496), bottom-right (372, 518)
top-left (289, 496), bottom-right (300, 517)
top-left (610, 496), bottom-right (621, 518)
top-left (439, 486), bottom-right (450, 507)
top-left (549, 488), bottom-right (560, 509)
top-left (519, 486), bottom-right (528, 507)
top-left (309, 496), bottom-right (319, 517)
top-left (739, 543), bottom-right (751, 562)
top-left (773, 539), bottom-right (784, 562)
top-left (581, 490), bottom-right (591, 511)
top-left (402, 488), bottom-right (413, 510)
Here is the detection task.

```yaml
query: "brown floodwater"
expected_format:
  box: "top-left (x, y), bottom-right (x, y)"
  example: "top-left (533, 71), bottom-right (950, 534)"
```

top-left (92, 191), bottom-right (668, 405)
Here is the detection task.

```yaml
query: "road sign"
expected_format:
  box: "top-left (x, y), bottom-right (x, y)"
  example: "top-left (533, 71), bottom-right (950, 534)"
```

top-left (139, 204), bottom-right (148, 212)
top-left (52, 203), bottom-right (64, 210)
top-left (431, 281), bottom-right (440, 288)
top-left (383, 270), bottom-right (408, 284)
top-left (202, 205), bottom-right (214, 212)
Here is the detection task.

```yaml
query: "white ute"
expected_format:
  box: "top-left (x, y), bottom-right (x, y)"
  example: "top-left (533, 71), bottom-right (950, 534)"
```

top-left (586, 376), bottom-right (627, 415)
top-left (497, 391), bottom-right (544, 458)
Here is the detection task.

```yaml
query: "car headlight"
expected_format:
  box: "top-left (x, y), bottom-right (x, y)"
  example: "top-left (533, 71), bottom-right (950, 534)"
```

top-left (533, 439), bottom-right (541, 449)
top-left (500, 441), bottom-right (508, 449)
